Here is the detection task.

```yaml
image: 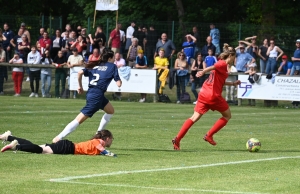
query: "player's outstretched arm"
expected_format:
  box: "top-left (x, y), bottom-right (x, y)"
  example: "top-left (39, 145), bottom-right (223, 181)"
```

top-left (100, 150), bottom-right (117, 157)
top-left (77, 70), bottom-right (84, 94)
top-left (225, 80), bottom-right (241, 86)
top-left (116, 80), bottom-right (122, 87)
top-left (196, 66), bottom-right (215, 77)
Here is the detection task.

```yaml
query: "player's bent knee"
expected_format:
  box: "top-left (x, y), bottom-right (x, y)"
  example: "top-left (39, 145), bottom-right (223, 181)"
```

top-left (42, 146), bottom-right (54, 154)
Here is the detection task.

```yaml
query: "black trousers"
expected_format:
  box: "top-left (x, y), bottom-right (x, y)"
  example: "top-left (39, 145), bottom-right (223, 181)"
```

top-left (29, 70), bottom-right (41, 93)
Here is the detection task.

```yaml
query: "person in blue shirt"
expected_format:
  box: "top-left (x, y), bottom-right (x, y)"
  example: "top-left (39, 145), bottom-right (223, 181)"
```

top-left (277, 55), bottom-right (293, 75)
top-left (290, 39), bottom-right (300, 75)
top-left (135, 49), bottom-right (148, 102)
top-left (203, 48), bottom-right (217, 67)
top-left (235, 45), bottom-right (255, 72)
top-left (52, 48), bottom-right (122, 143)
top-left (182, 34), bottom-right (197, 65)
top-left (209, 23), bottom-right (220, 55)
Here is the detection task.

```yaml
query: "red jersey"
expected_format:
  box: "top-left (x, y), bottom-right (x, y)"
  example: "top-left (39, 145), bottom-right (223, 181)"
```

top-left (74, 139), bottom-right (105, 155)
top-left (38, 38), bottom-right (52, 51)
top-left (198, 60), bottom-right (228, 104)
top-left (110, 29), bottom-right (121, 48)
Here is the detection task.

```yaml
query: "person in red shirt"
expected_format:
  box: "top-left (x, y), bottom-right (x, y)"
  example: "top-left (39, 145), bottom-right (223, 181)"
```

top-left (0, 129), bottom-right (116, 157)
top-left (38, 31), bottom-right (52, 53)
top-left (172, 44), bottom-right (241, 150)
top-left (108, 23), bottom-right (121, 54)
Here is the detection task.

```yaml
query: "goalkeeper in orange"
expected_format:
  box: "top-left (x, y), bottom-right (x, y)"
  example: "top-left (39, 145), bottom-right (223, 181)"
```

top-left (0, 129), bottom-right (116, 157)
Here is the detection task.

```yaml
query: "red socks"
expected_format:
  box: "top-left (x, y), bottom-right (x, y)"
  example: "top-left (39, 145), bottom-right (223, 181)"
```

top-left (206, 117), bottom-right (228, 137)
top-left (177, 119), bottom-right (194, 141)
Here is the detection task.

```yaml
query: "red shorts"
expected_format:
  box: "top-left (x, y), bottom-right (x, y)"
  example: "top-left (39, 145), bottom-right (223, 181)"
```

top-left (194, 99), bottom-right (229, 115)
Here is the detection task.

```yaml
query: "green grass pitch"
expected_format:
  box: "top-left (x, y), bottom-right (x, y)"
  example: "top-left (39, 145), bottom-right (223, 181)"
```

top-left (0, 96), bottom-right (300, 194)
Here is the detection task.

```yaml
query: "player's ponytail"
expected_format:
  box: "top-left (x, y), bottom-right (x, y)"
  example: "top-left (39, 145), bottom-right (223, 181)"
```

top-left (219, 43), bottom-right (236, 60)
top-left (92, 129), bottom-right (113, 140)
top-left (100, 48), bottom-right (114, 63)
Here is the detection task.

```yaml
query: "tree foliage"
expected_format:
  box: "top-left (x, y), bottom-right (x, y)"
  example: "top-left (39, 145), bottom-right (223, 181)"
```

top-left (0, 0), bottom-right (299, 26)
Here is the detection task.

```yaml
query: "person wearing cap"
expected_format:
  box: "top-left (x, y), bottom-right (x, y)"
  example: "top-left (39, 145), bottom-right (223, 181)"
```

top-left (239, 36), bottom-right (258, 59)
top-left (20, 23), bottom-right (31, 44)
top-left (235, 44), bottom-right (255, 72)
top-left (67, 48), bottom-right (84, 99)
top-left (290, 39), bottom-right (300, 76)
top-left (0, 44), bottom-right (7, 95)
top-left (135, 49), bottom-right (148, 102)
top-left (277, 55), bottom-right (292, 75)
top-left (125, 21), bottom-right (136, 51)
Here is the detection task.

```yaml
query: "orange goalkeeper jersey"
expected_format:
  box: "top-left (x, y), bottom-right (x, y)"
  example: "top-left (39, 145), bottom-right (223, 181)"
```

top-left (74, 139), bottom-right (105, 155)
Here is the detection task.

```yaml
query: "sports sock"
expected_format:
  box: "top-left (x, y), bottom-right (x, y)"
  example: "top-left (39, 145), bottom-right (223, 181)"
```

top-left (57, 119), bottom-right (80, 139)
top-left (97, 114), bottom-right (113, 132)
top-left (206, 117), bottom-right (228, 137)
top-left (16, 144), bottom-right (43, 153)
top-left (7, 136), bottom-right (33, 145)
top-left (177, 119), bottom-right (195, 141)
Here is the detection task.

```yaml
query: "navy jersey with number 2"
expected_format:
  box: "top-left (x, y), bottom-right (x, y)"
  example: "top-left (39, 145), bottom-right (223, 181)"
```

top-left (81, 62), bottom-right (120, 117)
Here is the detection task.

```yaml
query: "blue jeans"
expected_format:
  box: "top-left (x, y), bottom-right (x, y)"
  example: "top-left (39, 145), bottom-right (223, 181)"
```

top-left (177, 76), bottom-right (187, 101)
top-left (41, 73), bottom-right (52, 96)
top-left (265, 57), bottom-right (277, 74)
top-left (260, 59), bottom-right (267, 73)
top-left (290, 65), bottom-right (300, 75)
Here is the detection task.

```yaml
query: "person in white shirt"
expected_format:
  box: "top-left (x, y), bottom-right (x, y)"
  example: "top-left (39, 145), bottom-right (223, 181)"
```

top-left (40, 50), bottom-right (53, 97)
top-left (9, 53), bottom-right (23, 96)
top-left (125, 21), bottom-right (135, 51)
top-left (67, 48), bottom-right (83, 99)
top-left (27, 46), bottom-right (41, 97)
top-left (113, 52), bottom-right (125, 100)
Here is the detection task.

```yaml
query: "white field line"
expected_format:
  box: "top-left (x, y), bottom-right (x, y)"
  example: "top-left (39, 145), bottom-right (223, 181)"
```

top-left (49, 156), bottom-right (300, 182)
top-left (57, 181), bottom-right (266, 194)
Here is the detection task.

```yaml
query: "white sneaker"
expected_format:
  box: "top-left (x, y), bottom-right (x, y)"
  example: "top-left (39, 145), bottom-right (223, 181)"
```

top-left (139, 98), bottom-right (145, 103)
top-left (14, 94), bottom-right (20, 97)
top-left (26, 77), bottom-right (30, 81)
top-left (42, 95), bottom-right (46, 98)
top-left (35, 93), bottom-right (39, 98)
top-left (176, 101), bottom-right (181, 104)
top-left (1, 139), bottom-right (19, 152)
top-left (193, 101), bottom-right (197, 105)
top-left (0, 130), bottom-right (12, 143)
top-left (29, 92), bottom-right (35, 97)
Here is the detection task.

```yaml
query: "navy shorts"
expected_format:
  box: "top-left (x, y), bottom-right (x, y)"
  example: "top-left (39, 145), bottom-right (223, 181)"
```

top-left (47, 140), bottom-right (75, 154)
top-left (81, 92), bottom-right (109, 117)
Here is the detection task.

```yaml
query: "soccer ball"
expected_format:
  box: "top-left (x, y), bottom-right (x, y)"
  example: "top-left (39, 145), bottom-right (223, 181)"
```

top-left (246, 138), bottom-right (261, 152)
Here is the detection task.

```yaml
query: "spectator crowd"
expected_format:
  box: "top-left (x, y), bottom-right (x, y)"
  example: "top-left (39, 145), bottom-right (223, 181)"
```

top-left (0, 21), bottom-right (299, 105)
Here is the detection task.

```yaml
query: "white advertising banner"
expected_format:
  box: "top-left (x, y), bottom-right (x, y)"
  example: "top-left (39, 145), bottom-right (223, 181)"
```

top-left (237, 74), bottom-right (300, 101)
top-left (70, 69), bottom-right (157, 94)
top-left (96, 0), bottom-right (118, 11)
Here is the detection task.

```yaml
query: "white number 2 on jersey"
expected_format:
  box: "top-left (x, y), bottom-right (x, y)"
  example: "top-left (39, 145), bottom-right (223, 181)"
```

top-left (90, 73), bottom-right (100, 85)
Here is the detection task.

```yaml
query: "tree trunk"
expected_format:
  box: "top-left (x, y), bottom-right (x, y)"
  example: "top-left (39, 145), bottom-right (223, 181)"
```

top-left (174, 0), bottom-right (187, 39)
top-left (262, 0), bottom-right (275, 25)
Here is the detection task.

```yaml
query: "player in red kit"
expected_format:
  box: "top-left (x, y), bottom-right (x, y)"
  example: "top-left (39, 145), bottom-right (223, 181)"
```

top-left (172, 44), bottom-right (241, 150)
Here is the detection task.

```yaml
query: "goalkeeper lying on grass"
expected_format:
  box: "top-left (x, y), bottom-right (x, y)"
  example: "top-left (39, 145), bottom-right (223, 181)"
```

top-left (0, 129), bottom-right (116, 157)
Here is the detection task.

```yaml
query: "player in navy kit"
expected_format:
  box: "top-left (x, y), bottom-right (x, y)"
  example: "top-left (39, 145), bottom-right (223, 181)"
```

top-left (52, 48), bottom-right (122, 143)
